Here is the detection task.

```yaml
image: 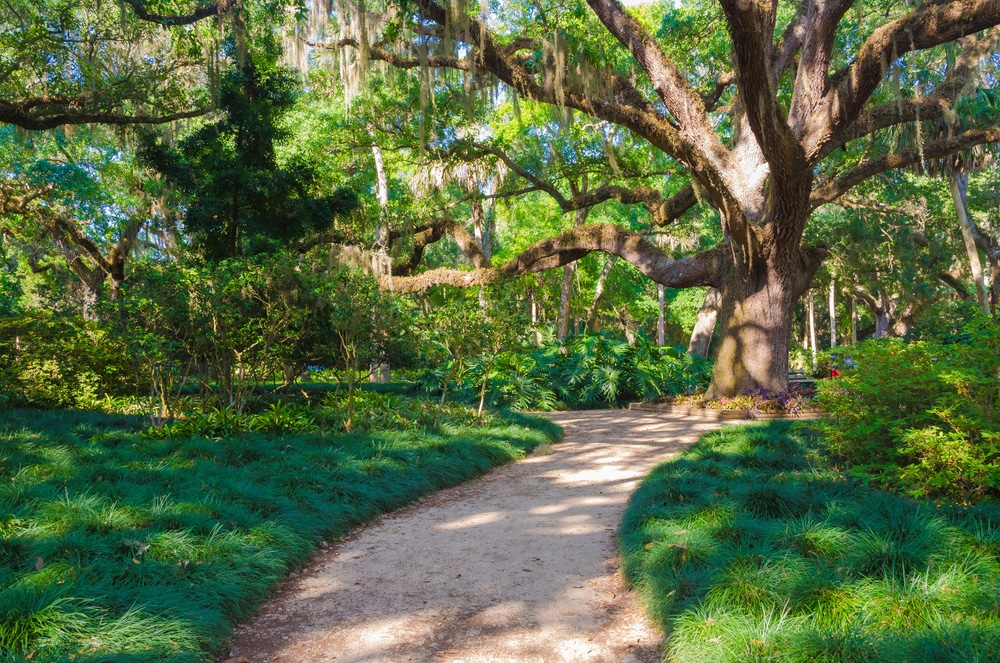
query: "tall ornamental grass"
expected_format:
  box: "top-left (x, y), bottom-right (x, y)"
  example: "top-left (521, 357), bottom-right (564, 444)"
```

top-left (0, 406), bottom-right (560, 662)
top-left (620, 421), bottom-right (1000, 663)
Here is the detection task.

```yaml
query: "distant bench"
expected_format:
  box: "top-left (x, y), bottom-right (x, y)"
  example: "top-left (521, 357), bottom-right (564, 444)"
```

top-left (788, 369), bottom-right (817, 386)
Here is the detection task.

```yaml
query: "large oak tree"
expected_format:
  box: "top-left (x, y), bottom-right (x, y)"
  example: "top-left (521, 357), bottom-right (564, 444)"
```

top-left (315, 0), bottom-right (1000, 395)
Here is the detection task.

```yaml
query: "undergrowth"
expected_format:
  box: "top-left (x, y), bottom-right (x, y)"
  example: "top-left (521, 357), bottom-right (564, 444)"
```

top-left (620, 421), bottom-right (1000, 662)
top-left (0, 406), bottom-right (560, 662)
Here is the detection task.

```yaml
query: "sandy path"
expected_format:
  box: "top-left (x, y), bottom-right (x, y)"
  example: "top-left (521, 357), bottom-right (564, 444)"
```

top-left (224, 410), bottom-right (723, 663)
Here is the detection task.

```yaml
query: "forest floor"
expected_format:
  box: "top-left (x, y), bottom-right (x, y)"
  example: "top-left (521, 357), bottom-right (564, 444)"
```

top-left (223, 410), bottom-right (724, 663)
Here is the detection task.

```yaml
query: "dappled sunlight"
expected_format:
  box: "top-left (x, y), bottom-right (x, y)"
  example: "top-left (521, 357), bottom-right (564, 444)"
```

top-left (228, 410), bottom-right (724, 662)
top-left (435, 511), bottom-right (506, 530)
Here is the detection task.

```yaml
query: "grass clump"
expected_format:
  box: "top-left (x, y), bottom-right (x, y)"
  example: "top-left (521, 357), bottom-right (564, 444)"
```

top-left (620, 421), bottom-right (1000, 662)
top-left (0, 406), bottom-right (560, 662)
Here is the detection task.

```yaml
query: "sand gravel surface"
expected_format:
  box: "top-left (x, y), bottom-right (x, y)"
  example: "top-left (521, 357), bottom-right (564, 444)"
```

top-left (223, 410), bottom-right (724, 663)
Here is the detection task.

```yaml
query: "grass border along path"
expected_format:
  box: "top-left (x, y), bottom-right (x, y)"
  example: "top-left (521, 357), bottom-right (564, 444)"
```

top-left (620, 421), bottom-right (1000, 663)
top-left (0, 407), bottom-right (561, 662)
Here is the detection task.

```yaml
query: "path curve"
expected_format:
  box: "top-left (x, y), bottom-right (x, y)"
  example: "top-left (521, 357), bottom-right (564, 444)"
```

top-left (224, 411), bottom-right (723, 663)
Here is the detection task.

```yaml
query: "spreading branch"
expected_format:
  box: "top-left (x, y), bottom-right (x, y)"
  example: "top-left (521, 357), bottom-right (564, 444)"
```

top-left (120, 0), bottom-right (229, 26)
top-left (811, 126), bottom-right (1000, 206)
top-left (385, 222), bottom-right (727, 293)
top-left (388, 218), bottom-right (485, 275)
top-left (809, 0), bottom-right (1000, 161)
top-left (0, 99), bottom-right (208, 131)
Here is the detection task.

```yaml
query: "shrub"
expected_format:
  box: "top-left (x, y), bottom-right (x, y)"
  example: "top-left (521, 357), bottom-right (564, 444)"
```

top-left (430, 331), bottom-right (712, 411)
top-left (0, 312), bottom-right (132, 409)
top-left (815, 318), bottom-right (1000, 500)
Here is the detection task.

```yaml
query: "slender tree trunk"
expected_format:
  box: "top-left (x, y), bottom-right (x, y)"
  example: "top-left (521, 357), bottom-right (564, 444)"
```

top-left (688, 288), bottom-right (721, 358)
top-left (850, 297), bottom-right (858, 344)
top-left (657, 284), bottom-right (665, 346)
top-left (370, 141), bottom-right (391, 382)
top-left (557, 264), bottom-right (575, 340)
top-left (808, 290), bottom-right (818, 372)
top-left (950, 171), bottom-right (990, 316)
top-left (556, 187), bottom-right (590, 340)
top-left (530, 289), bottom-right (541, 346)
top-left (828, 279), bottom-right (837, 348)
top-left (371, 142), bottom-right (389, 249)
top-left (586, 255), bottom-right (616, 330)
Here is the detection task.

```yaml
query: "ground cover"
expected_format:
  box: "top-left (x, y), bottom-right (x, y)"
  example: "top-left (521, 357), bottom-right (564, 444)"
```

top-left (0, 404), bottom-right (560, 662)
top-left (620, 421), bottom-right (1000, 662)
top-left (661, 385), bottom-right (818, 416)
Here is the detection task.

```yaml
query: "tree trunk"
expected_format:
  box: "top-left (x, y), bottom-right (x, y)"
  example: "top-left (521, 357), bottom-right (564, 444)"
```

top-left (828, 279), bottom-right (837, 348)
top-left (556, 263), bottom-right (575, 340)
top-left (949, 171), bottom-right (989, 316)
top-left (850, 297), bottom-right (858, 344)
top-left (688, 288), bottom-right (721, 358)
top-left (371, 142), bottom-right (389, 249)
top-left (657, 283), bottom-right (665, 346)
top-left (808, 290), bottom-right (818, 372)
top-left (530, 288), bottom-right (541, 346)
top-left (707, 256), bottom-right (813, 396)
top-left (872, 300), bottom-right (891, 338)
top-left (586, 255), bottom-right (616, 330)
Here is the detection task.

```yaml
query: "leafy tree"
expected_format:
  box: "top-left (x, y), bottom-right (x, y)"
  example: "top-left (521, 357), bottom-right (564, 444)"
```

top-left (141, 54), bottom-right (358, 259)
top-left (307, 0), bottom-right (1000, 395)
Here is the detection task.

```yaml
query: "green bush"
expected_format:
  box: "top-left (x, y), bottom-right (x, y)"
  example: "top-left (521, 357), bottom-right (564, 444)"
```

top-left (815, 318), bottom-right (1000, 500)
top-left (0, 312), bottom-right (132, 409)
top-left (426, 331), bottom-right (711, 411)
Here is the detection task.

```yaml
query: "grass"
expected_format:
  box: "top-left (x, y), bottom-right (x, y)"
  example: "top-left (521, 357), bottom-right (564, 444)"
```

top-left (0, 405), bottom-right (561, 662)
top-left (620, 421), bottom-right (1000, 663)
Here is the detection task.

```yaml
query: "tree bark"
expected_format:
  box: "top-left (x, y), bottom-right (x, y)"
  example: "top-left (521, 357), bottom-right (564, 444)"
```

top-left (657, 283), bottom-right (665, 346)
top-left (808, 290), bottom-right (818, 372)
top-left (687, 287), bottom-right (720, 357)
top-left (556, 196), bottom-right (591, 340)
top-left (850, 296), bottom-right (857, 344)
top-left (557, 264), bottom-right (575, 340)
top-left (371, 143), bottom-right (390, 249)
top-left (707, 240), bottom-right (821, 396)
top-left (829, 279), bottom-right (837, 347)
top-left (949, 170), bottom-right (990, 316)
top-left (586, 255), bottom-right (617, 330)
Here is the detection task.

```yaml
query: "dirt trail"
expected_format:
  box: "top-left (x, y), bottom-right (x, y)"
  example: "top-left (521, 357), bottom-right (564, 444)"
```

top-left (224, 410), bottom-right (723, 663)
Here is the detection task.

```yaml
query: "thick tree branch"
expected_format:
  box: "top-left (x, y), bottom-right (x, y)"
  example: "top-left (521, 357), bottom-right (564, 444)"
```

top-left (789, 0), bottom-right (855, 133)
top-left (388, 218), bottom-right (485, 275)
top-left (809, 0), bottom-right (1000, 162)
top-left (0, 99), bottom-right (208, 130)
top-left (937, 271), bottom-right (972, 300)
top-left (410, 0), bottom-right (738, 210)
top-left (584, 0), bottom-right (737, 189)
top-left (818, 27), bottom-right (1000, 160)
top-left (120, 0), bottom-right (229, 26)
top-left (385, 222), bottom-right (728, 293)
top-left (811, 126), bottom-right (1000, 206)
top-left (719, 0), bottom-right (807, 185)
